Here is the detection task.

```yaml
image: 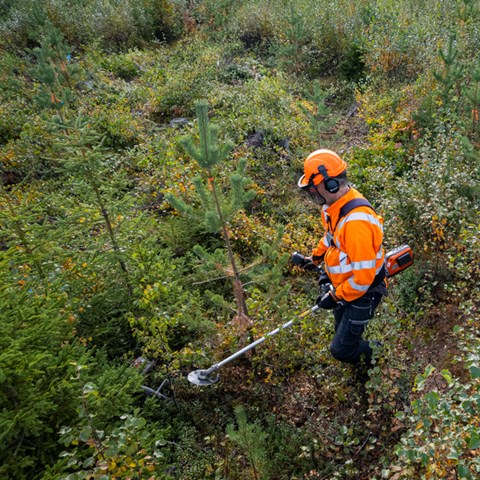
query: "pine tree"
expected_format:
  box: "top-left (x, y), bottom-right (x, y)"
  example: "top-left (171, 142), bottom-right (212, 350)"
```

top-left (298, 81), bottom-right (338, 147)
top-left (464, 59), bottom-right (480, 136)
top-left (275, 3), bottom-right (309, 75)
top-left (433, 35), bottom-right (463, 111)
top-left (167, 101), bottom-right (256, 326)
top-left (226, 406), bottom-right (268, 480)
top-left (415, 36), bottom-right (465, 133)
top-left (31, 22), bottom-right (79, 114)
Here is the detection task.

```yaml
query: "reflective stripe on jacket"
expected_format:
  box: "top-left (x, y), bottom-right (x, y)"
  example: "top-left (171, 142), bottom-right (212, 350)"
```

top-left (312, 187), bottom-right (384, 302)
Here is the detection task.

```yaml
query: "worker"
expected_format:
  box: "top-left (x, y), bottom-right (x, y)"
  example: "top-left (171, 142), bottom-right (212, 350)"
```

top-left (297, 149), bottom-right (387, 369)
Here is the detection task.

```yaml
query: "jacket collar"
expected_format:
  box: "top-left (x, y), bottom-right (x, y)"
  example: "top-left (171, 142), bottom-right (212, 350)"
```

top-left (323, 186), bottom-right (362, 222)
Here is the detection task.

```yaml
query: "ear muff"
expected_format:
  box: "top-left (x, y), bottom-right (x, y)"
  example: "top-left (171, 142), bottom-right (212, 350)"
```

top-left (317, 164), bottom-right (340, 193)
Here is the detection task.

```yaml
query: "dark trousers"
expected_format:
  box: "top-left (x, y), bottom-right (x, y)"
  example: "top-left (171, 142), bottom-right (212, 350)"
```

top-left (329, 286), bottom-right (384, 365)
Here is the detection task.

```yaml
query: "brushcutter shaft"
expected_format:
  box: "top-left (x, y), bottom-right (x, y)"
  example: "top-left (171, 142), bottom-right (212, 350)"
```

top-left (203, 305), bottom-right (319, 375)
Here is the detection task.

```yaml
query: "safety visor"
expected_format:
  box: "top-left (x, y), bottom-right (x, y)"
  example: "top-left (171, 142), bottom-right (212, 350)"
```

top-left (297, 173), bottom-right (321, 190)
top-left (298, 177), bottom-right (326, 205)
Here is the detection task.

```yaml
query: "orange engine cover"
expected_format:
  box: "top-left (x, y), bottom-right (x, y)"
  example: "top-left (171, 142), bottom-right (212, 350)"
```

top-left (385, 245), bottom-right (414, 277)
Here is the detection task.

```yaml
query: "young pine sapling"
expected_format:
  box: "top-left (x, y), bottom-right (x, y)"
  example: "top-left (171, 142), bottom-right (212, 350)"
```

top-left (167, 101), bottom-right (256, 328)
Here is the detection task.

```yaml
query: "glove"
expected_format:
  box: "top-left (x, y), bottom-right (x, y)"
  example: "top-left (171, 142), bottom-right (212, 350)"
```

top-left (317, 270), bottom-right (330, 286)
top-left (291, 252), bottom-right (319, 271)
top-left (303, 259), bottom-right (319, 271)
top-left (316, 291), bottom-right (340, 310)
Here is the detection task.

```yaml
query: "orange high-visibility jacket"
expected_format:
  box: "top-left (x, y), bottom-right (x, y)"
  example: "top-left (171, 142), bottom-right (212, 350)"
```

top-left (312, 187), bottom-right (384, 302)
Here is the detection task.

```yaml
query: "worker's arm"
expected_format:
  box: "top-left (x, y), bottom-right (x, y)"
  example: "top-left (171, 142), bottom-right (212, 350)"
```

top-left (311, 208), bottom-right (329, 264)
top-left (311, 237), bottom-right (328, 264)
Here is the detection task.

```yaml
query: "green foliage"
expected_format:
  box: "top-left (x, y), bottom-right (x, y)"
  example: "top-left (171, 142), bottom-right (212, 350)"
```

top-left (0, 0), bottom-right (182, 50)
top-left (211, 72), bottom-right (308, 146)
top-left (0, 53), bottom-right (33, 144)
top-left (298, 81), bottom-right (339, 148)
top-left (383, 130), bottom-right (478, 255)
top-left (0, 251), bottom-right (145, 479)
top-left (30, 22), bottom-right (80, 111)
top-left (273, 3), bottom-right (312, 75)
top-left (49, 373), bottom-right (163, 480)
top-left (463, 55), bottom-right (480, 139)
top-left (179, 101), bottom-right (233, 173)
top-left (393, 341), bottom-right (480, 478)
top-left (167, 101), bottom-right (256, 319)
top-left (433, 35), bottom-right (464, 111)
top-left (53, 413), bottom-right (167, 480)
top-left (226, 406), bottom-right (268, 480)
top-left (100, 51), bottom-right (140, 81)
top-left (338, 42), bottom-right (367, 82)
top-left (128, 247), bottom-right (212, 362)
top-left (0, 180), bottom-right (51, 280)
top-left (222, 2), bottom-right (276, 53)
top-left (0, 262), bottom-right (81, 478)
top-left (2, 2), bottom-right (480, 479)
top-left (48, 113), bottom-right (133, 296)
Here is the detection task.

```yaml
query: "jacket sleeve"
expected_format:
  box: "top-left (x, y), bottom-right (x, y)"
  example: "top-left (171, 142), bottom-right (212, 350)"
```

top-left (312, 236), bottom-right (329, 264)
top-left (311, 209), bottom-right (329, 264)
top-left (334, 216), bottom-right (384, 302)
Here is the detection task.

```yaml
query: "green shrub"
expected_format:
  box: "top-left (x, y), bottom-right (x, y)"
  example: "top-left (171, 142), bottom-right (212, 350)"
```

top-left (0, 0), bottom-right (182, 51)
top-left (149, 38), bottom-right (222, 119)
top-left (392, 328), bottom-right (480, 480)
top-left (100, 51), bottom-right (140, 81)
top-left (382, 131), bottom-right (477, 253)
top-left (51, 412), bottom-right (168, 480)
top-left (226, 406), bottom-right (268, 479)
top-left (0, 249), bottom-right (143, 479)
top-left (0, 264), bottom-right (82, 478)
top-left (0, 53), bottom-right (34, 145)
top-left (338, 42), bottom-right (367, 82)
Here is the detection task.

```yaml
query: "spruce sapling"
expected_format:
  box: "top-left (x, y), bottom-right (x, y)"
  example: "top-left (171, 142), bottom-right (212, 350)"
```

top-left (49, 113), bottom-right (133, 296)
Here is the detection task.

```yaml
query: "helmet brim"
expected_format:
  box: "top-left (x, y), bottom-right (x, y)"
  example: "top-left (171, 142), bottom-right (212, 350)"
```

top-left (297, 174), bottom-right (309, 188)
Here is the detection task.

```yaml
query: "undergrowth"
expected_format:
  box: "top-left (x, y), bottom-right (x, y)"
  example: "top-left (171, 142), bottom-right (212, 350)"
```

top-left (0, 1), bottom-right (479, 479)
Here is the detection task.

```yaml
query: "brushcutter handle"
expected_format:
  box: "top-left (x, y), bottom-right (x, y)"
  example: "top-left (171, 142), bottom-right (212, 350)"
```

top-left (291, 251), bottom-right (321, 271)
top-left (319, 281), bottom-right (333, 295)
top-left (292, 252), bottom-right (331, 293)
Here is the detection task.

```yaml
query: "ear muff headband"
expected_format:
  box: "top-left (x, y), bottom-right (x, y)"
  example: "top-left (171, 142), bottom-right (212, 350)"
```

top-left (317, 164), bottom-right (340, 193)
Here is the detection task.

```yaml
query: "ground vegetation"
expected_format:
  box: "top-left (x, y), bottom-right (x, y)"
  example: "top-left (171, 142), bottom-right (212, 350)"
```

top-left (0, 1), bottom-right (479, 479)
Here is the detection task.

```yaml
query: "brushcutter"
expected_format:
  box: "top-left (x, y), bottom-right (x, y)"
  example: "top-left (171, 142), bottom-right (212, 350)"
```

top-left (187, 304), bottom-right (320, 386)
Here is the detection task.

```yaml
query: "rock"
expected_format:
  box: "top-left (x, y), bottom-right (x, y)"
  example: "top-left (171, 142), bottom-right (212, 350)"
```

top-left (169, 117), bottom-right (189, 128)
top-left (245, 130), bottom-right (265, 148)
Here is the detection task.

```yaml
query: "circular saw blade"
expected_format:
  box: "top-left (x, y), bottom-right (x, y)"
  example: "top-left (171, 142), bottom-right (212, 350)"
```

top-left (188, 369), bottom-right (220, 386)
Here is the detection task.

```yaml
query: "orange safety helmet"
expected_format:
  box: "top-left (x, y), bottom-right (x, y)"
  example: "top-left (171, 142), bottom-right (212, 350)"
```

top-left (297, 149), bottom-right (348, 188)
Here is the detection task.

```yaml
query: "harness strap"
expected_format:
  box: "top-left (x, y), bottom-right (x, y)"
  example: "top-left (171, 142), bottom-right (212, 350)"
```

top-left (329, 198), bottom-right (376, 244)
top-left (338, 198), bottom-right (375, 221)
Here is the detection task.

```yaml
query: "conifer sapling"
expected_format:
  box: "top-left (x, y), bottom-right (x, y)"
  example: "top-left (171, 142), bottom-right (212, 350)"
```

top-left (167, 101), bottom-right (256, 330)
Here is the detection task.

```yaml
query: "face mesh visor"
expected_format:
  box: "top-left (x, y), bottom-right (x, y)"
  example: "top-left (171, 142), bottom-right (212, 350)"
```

top-left (300, 183), bottom-right (326, 205)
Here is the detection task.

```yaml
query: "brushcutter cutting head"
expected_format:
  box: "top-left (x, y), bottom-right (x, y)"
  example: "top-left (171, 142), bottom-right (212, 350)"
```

top-left (188, 369), bottom-right (220, 386)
